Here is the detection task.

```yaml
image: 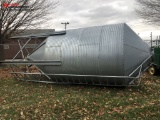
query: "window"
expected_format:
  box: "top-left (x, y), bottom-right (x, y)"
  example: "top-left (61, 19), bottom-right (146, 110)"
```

top-left (3, 45), bottom-right (9, 49)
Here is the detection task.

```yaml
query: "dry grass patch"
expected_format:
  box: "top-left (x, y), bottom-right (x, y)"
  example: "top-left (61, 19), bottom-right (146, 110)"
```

top-left (0, 66), bottom-right (160, 119)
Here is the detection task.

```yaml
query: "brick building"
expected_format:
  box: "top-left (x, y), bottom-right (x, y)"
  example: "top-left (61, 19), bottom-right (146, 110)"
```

top-left (2, 29), bottom-right (55, 60)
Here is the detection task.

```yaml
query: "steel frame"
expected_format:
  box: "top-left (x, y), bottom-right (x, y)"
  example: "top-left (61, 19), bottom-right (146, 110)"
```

top-left (6, 55), bottom-right (152, 87)
top-left (0, 35), bottom-right (152, 86)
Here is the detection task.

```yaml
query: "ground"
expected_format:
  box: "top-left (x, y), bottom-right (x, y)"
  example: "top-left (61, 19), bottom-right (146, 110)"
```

top-left (0, 66), bottom-right (160, 119)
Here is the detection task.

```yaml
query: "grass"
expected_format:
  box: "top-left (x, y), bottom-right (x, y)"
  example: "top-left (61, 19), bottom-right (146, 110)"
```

top-left (0, 72), bottom-right (160, 119)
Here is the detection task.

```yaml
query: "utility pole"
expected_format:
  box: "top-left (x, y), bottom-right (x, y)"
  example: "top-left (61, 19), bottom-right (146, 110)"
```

top-left (156, 36), bottom-right (158, 46)
top-left (159, 35), bottom-right (160, 47)
top-left (61, 22), bottom-right (69, 30)
top-left (150, 32), bottom-right (152, 48)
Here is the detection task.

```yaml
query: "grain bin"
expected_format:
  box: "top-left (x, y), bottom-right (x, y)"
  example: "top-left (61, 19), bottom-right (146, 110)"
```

top-left (28, 23), bottom-right (151, 86)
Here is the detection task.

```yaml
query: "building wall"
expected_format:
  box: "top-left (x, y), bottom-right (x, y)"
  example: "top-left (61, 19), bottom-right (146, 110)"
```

top-left (0, 41), bottom-right (4, 61)
top-left (3, 38), bottom-right (45, 60)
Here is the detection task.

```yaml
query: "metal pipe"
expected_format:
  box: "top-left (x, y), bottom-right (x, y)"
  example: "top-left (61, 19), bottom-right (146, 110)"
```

top-left (150, 32), bottom-right (152, 49)
top-left (18, 40), bottom-right (24, 59)
top-left (10, 72), bottom-right (137, 79)
top-left (12, 38), bottom-right (31, 61)
top-left (20, 40), bottom-right (29, 55)
top-left (18, 79), bottom-right (140, 87)
top-left (34, 65), bottom-right (51, 80)
top-left (129, 55), bottom-right (152, 77)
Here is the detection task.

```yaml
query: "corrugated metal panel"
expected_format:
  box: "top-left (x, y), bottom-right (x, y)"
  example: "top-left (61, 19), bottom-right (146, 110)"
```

top-left (61, 29), bottom-right (83, 74)
top-left (99, 24), bottom-right (124, 76)
top-left (28, 23), bottom-right (150, 85)
top-left (44, 46), bottom-right (61, 61)
top-left (79, 26), bottom-right (101, 45)
top-left (28, 45), bottom-right (46, 60)
top-left (78, 44), bottom-right (99, 75)
top-left (123, 24), bottom-right (150, 75)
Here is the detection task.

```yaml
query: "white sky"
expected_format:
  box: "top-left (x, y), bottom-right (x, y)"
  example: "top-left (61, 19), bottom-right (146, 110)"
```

top-left (49, 0), bottom-right (160, 40)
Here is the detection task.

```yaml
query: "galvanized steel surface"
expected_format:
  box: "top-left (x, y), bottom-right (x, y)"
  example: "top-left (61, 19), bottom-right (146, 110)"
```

top-left (123, 25), bottom-right (150, 75)
top-left (28, 23), bottom-right (150, 85)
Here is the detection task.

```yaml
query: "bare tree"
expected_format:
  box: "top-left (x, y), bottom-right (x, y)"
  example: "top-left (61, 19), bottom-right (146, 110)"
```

top-left (0, 0), bottom-right (58, 61)
top-left (136, 0), bottom-right (160, 26)
top-left (0, 0), bottom-right (58, 42)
